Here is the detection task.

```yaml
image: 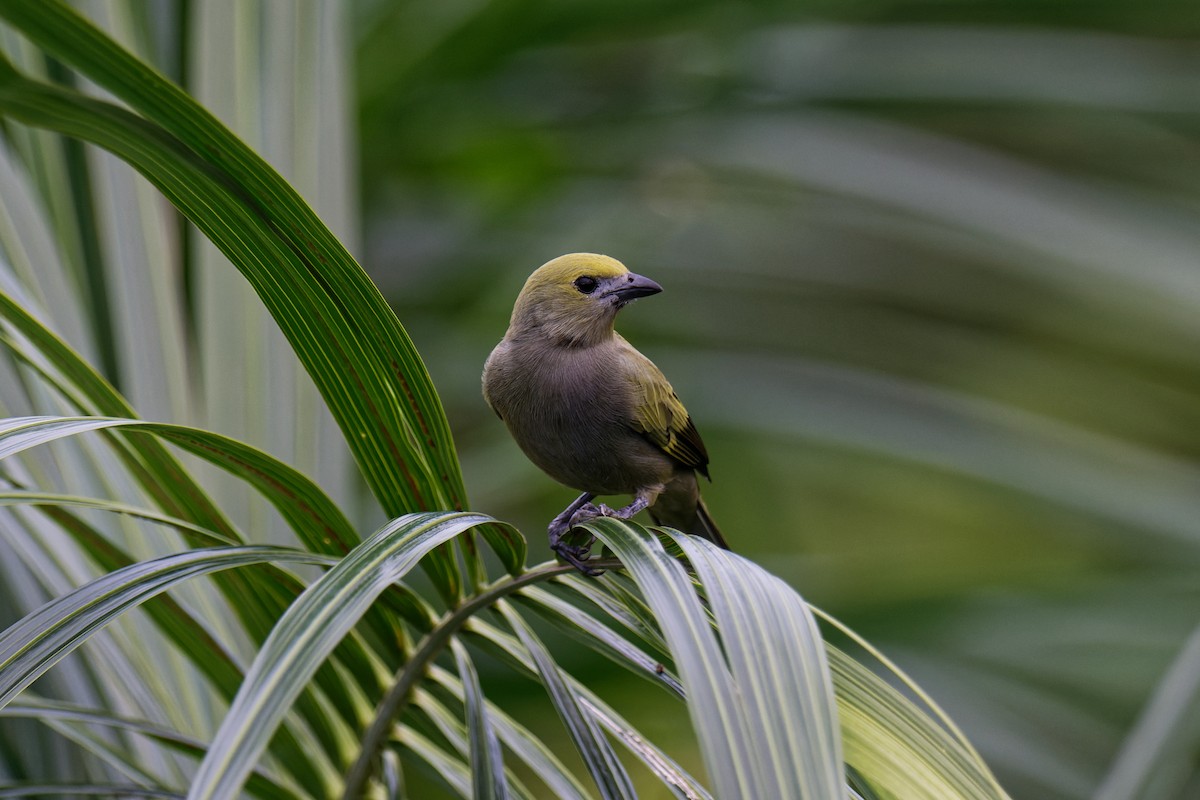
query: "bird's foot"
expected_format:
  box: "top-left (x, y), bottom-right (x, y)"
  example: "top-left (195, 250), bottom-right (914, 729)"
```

top-left (546, 501), bottom-right (614, 576)
top-left (548, 526), bottom-right (603, 576)
top-left (568, 502), bottom-right (618, 526)
top-left (548, 492), bottom-right (595, 541)
top-left (551, 539), bottom-right (604, 576)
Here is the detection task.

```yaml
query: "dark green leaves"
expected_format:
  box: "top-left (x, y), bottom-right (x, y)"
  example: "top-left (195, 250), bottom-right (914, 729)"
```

top-left (0, 0), bottom-right (466, 534)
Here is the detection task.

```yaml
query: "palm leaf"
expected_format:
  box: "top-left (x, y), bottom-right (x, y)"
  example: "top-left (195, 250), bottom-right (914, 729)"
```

top-left (187, 511), bottom-right (493, 800)
top-left (0, 0), bottom-right (465, 517)
top-left (0, 5), bottom-right (1029, 797)
top-left (0, 415), bottom-right (355, 555)
top-left (0, 7), bottom-right (469, 601)
top-left (0, 788), bottom-right (183, 799)
top-left (0, 545), bottom-right (325, 709)
top-left (498, 600), bottom-right (637, 800)
top-left (583, 517), bottom-right (843, 799)
top-left (449, 639), bottom-right (508, 800)
top-left (2, 697), bottom-right (302, 800)
top-left (426, 665), bottom-right (593, 800)
top-left (462, 615), bottom-right (710, 799)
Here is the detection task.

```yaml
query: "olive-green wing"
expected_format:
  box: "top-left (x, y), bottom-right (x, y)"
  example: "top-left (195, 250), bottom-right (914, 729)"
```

top-left (626, 351), bottom-right (710, 477)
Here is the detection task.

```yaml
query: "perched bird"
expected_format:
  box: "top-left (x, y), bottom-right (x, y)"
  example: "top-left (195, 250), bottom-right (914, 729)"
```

top-left (482, 253), bottom-right (728, 573)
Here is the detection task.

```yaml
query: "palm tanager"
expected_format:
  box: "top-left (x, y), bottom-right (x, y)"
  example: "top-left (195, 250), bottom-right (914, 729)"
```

top-left (482, 253), bottom-right (729, 573)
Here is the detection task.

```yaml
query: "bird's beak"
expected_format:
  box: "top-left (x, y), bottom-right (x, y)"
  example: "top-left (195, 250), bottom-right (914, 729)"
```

top-left (606, 272), bottom-right (663, 304)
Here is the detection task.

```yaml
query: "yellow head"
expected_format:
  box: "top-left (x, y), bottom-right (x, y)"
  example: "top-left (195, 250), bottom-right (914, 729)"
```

top-left (509, 253), bottom-right (662, 345)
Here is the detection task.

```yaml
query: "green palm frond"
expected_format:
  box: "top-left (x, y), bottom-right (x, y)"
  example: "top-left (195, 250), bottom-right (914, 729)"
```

top-left (5, 1), bottom-right (1181, 798)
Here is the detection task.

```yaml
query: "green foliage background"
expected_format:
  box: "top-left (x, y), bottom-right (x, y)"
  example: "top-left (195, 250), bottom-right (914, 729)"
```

top-left (0, 0), bottom-right (1197, 798)
top-left (353, 2), bottom-right (1200, 798)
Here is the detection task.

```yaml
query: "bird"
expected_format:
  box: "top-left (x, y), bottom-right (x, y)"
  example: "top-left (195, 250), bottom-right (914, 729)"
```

top-left (482, 252), bottom-right (728, 573)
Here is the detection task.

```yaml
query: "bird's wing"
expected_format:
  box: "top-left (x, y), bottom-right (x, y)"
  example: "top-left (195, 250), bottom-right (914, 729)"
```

top-left (624, 347), bottom-right (710, 477)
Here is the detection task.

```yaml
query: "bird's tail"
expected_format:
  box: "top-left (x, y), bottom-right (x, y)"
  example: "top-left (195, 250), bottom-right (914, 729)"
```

top-left (647, 474), bottom-right (730, 549)
top-left (692, 496), bottom-right (730, 550)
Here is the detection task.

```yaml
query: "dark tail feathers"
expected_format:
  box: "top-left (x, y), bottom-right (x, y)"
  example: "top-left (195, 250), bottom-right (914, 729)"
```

top-left (692, 496), bottom-right (730, 550)
top-left (650, 495), bottom-right (730, 550)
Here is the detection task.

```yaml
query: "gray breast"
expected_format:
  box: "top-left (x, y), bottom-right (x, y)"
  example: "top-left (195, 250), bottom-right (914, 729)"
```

top-left (488, 339), bottom-right (670, 495)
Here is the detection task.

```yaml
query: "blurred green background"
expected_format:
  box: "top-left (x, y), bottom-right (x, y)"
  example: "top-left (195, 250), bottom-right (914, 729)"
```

top-left (348, 1), bottom-right (1200, 797)
top-left (6, 1), bottom-right (1192, 796)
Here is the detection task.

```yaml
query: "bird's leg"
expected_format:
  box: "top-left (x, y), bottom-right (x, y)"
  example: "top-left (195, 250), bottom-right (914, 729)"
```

top-left (552, 486), bottom-right (664, 575)
top-left (568, 484), bottom-right (663, 525)
top-left (611, 485), bottom-right (664, 521)
top-left (548, 492), bottom-right (599, 574)
top-left (613, 493), bottom-right (652, 519)
top-left (549, 492), bottom-right (595, 540)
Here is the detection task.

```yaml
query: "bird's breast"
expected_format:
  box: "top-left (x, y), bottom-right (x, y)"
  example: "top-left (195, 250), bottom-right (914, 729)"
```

top-left (483, 338), bottom-right (673, 494)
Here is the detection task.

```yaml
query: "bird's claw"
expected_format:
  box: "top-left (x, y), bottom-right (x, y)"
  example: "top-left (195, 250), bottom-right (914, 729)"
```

top-left (551, 540), bottom-right (605, 576)
top-left (547, 503), bottom-right (611, 576)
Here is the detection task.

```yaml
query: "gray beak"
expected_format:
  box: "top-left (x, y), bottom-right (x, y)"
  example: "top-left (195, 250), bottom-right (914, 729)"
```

top-left (607, 272), bottom-right (663, 303)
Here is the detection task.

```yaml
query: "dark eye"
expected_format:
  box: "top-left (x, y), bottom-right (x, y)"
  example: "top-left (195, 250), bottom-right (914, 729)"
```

top-left (573, 276), bottom-right (598, 294)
